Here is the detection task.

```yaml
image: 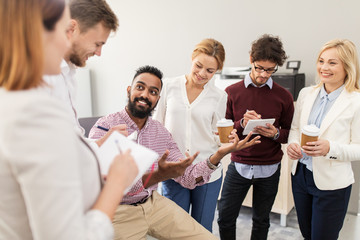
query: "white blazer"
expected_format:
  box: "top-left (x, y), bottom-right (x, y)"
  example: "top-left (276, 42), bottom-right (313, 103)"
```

top-left (0, 89), bottom-right (112, 239)
top-left (288, 86), bottom-right (360, 190)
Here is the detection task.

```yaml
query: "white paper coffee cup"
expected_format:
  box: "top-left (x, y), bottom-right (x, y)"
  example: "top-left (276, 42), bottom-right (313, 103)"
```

top-left (301, 124), bottom-right (320, 147)
top-left (216, 118), bottom-right (234, 143)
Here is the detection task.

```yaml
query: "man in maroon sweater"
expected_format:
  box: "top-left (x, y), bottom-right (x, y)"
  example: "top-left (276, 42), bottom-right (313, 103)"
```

top-left (217, 34), bottom-right (294, 240)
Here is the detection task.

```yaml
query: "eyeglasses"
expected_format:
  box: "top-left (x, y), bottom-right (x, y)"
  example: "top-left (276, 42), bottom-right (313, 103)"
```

top-left (253, 62), bottom-right (278, 74)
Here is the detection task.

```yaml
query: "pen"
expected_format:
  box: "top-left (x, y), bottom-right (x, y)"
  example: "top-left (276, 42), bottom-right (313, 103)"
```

top-left (114, 139), bottom-right (122, 154)
top-left (95, 125), bottom-right (109, 132)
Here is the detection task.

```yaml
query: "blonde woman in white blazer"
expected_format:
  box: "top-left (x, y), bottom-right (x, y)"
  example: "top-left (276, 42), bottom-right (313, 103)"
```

top-left (287, 39), bottom-right (360, 240)
top-left (0, 1), bottom-right (138, 239)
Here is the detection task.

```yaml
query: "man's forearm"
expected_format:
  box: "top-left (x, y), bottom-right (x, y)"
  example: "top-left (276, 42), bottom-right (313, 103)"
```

top-left (142, 170), bottom-right (165, 188)
top-left (209, 150), bottom-right (226, 166)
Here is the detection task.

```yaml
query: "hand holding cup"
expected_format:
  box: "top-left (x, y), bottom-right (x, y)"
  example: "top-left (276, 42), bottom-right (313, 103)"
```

top-left (216, 118), bottom-right (234, 143)
top-left (301, 124), bottom-right (320, 148)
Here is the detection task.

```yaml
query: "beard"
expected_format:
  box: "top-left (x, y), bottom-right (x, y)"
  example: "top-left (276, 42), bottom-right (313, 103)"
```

top-left (127, 96), bottom-right (156, 119)
top-left (69, 51), bottom-right (85, 67)
top-left (68, 42), bottom-right (86, 67)
top-left (69, 53), bottom-right (84, 67)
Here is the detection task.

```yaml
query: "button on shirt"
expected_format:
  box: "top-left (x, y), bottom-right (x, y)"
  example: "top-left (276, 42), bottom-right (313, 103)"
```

top-left (89, 109), bottom-right (215, 205)
top-left (235, 74), bottom-right (280, 179)
top-left (300, 85), bottom-right (344, 171)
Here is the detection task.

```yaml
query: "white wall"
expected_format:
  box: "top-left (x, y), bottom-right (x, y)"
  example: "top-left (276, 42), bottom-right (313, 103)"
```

top-left (85, 0), bottom-right (360, 116)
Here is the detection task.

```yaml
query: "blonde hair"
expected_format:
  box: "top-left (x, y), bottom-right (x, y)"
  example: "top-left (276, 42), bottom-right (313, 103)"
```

top-left (192, 38), bottom-right (226, 71)
top-left (0, 0), bottom-right (65, 91)
top-left (316, 39), bottom-right (360, 92)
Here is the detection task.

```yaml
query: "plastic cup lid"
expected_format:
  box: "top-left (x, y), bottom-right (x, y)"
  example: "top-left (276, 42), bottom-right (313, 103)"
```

top-left (302, 124), bottom-right (320, 136)
top-left (216, 118), bottom-right (234, 127)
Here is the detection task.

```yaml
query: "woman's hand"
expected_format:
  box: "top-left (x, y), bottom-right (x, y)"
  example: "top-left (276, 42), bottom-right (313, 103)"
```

top-left (92, 149), bottom-right (138, 220)
top-left (302, 139), bottom-right (330, 157)
top-left (287, 143), bottom-right (303, 160)
top-left (106, 149), bottom-right (138, 187)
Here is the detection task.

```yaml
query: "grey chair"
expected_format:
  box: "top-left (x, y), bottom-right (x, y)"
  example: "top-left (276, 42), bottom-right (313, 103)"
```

top-left (78, 116), bottom-right (101, 138)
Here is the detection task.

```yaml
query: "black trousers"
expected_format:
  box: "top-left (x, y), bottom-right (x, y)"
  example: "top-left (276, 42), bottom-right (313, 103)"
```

top-left (217, 162), bottom-right (280, 240)
top-left (292, 162), bottom-right (351, 240)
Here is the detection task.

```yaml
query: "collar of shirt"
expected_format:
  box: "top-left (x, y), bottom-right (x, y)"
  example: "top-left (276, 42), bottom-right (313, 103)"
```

top-left (60, 59), bottom-right (76, 76)
top-left (119, 108), bottom-right (151, 132)
top-left (319, 84), bottom-right (344, 102)
top-left (244, 73), bottom-right (273, 89)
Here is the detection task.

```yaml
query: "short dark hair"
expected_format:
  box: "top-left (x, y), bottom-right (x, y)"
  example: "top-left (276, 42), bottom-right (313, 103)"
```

top-left (133, 65), bottom-right (163, 89)
top-left (250, 34), bottom-right (288, 66)
top-left (69, 0), bottom-right (118, 33)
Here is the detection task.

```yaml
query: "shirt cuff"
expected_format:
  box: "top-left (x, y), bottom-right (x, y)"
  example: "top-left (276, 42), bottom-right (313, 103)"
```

top-left (85, 209), bottom-right (114, 240)
top-left (85, 138), bottom-right (100, 152)
top-left (324, 141), bottom-right (337, 160)
top-left (194, 160), bottom-right (216, 184)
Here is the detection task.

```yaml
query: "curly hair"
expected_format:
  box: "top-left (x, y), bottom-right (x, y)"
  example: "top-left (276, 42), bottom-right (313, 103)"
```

top-left (250, 34), bottom-right (288, 66)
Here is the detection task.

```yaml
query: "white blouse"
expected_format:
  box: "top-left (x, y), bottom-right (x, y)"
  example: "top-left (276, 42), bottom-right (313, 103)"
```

top-left (154, 75), bottom-right (227, 182)
top-left (0, 89), bottom-right (113, 240)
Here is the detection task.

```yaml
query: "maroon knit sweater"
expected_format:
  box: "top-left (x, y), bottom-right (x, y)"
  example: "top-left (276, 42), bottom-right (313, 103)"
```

top-left (225, 80), bottom-right (294, 165)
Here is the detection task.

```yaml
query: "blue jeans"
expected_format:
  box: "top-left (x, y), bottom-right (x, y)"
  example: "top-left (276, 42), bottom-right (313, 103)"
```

top-left (217, 162), bottom-right (280, 240)
top-left (162, 175), bottom-right (222, 232)
top-left (292, 162), bottom-right (351, 240)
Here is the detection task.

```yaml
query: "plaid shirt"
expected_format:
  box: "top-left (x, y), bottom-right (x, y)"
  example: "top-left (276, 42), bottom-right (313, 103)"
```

top-left (89, 109), bottom-right (214, 205)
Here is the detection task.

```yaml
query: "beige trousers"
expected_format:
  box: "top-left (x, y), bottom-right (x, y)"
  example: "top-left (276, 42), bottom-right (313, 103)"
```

top-left (113, 191), bottom-right (218, 240)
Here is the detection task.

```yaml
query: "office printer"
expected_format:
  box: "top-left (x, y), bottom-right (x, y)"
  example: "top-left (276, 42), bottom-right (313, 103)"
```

top-left (272, 73), bottom-right (305, 101)
top-left (272, 61), bottom-right (305, 101)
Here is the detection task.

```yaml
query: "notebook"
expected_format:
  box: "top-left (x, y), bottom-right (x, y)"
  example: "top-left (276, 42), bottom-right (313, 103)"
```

top-left (243, 118), bottom-right (275, 135)
top-left (96, 131), bottom-right (159, 193)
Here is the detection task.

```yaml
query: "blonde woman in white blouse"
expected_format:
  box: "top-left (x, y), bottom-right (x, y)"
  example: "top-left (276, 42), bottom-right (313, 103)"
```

top-left (154, 38), bottom-right (227, 232)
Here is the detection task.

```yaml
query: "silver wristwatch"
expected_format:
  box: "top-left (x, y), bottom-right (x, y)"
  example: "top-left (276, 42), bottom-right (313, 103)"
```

top-left (272, 128), bottom-right (280, 140)
top-left (207, 157), bottom-right (222, 170)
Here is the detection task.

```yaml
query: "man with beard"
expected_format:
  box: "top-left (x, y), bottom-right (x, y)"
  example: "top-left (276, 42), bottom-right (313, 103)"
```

top-left (88, 65), bottom-right (260, 240)
top-left (217, 34), bottom-right (294, 240)
top-left (43, 0), bottom-right (123, 141)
